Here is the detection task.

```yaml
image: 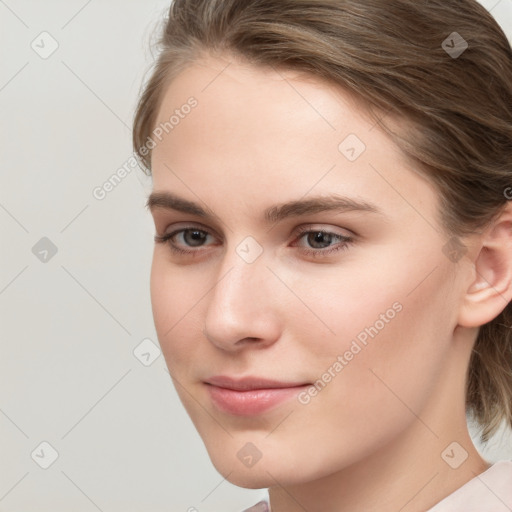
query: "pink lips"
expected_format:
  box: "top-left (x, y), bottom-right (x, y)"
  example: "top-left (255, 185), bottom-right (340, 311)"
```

top-left (204, 375), bottom-right (310, 416)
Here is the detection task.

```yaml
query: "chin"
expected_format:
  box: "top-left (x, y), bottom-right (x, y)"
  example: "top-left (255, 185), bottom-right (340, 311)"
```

top-left (226, 472), bottom-right (274, 489)
top-left (207, 447), bottom-right (314, 489)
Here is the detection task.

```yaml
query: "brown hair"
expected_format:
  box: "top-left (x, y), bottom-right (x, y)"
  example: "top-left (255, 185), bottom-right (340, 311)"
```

top-left (132, 0), bottom-right (512, 443)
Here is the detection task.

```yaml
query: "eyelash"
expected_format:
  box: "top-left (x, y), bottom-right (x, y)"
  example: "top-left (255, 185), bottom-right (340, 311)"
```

top-left (154, 225), bottom-right (354, 259)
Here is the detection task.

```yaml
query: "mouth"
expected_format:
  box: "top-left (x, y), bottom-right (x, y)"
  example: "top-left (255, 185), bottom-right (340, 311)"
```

top-left (203, 375), bottom-right (311, 416)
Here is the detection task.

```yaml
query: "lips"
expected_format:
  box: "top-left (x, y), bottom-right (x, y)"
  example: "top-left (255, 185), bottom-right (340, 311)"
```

top-left (204, 375), bottom-right (311, 415)
top-left (204, 375), bottom-right (309, 390)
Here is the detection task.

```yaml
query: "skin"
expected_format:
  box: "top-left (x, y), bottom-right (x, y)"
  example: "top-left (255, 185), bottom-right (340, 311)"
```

top-left (147, 52), bottom-right (512, 512)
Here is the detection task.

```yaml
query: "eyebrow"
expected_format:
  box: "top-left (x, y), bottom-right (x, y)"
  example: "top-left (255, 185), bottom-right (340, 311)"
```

top-left (146, 191), bottom-right (382, 224)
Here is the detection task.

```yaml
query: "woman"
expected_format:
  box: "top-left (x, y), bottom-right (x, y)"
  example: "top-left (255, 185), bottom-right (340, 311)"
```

top-left (132, 0), bottom-right (512, 510)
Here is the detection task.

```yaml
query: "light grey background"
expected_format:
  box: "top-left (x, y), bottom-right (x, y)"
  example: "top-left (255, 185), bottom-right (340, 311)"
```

top-left (1, 1), bottom-right (511, 511)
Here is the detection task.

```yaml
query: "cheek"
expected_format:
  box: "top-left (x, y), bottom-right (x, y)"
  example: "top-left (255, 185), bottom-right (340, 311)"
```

top-left (278, 265), bottom-right (455, 476)
top-left (149, 255), bottom-right (202, 372)
top-left (150, 256), bottom-right (174, 337)
top-left (290, 246), bottom-right (455, 413)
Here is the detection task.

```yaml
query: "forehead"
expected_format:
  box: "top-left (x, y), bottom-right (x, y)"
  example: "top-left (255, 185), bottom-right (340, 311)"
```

top-left (150, 53), bottom-right (439, 226)
top-left (152, 52), bottom-right (373, 150)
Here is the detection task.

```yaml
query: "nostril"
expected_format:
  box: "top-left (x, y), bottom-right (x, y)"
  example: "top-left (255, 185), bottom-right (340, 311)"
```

top-left (238, 337), bottom-right (260, 344)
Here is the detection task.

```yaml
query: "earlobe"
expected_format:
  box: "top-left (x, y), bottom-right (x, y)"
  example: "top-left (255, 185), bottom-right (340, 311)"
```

top-left (457, 203), bottom-right (512, 328)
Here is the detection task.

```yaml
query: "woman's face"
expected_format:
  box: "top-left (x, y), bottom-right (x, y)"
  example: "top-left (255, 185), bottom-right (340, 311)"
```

top-left (148, 53), bottom-right (468, 487)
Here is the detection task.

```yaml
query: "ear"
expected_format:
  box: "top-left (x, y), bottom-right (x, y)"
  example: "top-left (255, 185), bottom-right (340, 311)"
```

top-left (457, 201), bottom-right (512, 328)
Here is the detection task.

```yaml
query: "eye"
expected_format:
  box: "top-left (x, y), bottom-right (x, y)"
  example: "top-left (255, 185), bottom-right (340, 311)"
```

top-left (154, 226), bottom-right (215, 257)
top-left (292, 226), bottom-right (354, 258)
top-left (154, 224), bottom-right (355, 259)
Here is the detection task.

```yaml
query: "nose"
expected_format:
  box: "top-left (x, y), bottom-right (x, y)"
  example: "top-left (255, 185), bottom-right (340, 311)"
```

top-left (202, 246), bottom-right (281, 352)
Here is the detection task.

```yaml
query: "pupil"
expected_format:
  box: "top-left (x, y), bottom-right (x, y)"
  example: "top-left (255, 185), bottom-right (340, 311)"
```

top-left (187, 230), bottom-right (206, 247)
top-left (310, 232), bottom-right (331, 248)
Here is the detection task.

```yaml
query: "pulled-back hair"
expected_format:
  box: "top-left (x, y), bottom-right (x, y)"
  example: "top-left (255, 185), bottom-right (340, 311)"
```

top-left (132, 0), bottom-right (512, 443)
